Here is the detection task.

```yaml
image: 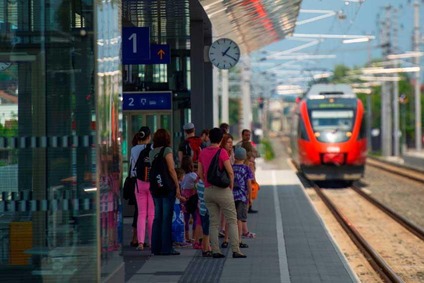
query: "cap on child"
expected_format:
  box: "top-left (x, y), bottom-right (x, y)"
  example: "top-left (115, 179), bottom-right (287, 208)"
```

top-left (234, 147), bottom-right (247, 160)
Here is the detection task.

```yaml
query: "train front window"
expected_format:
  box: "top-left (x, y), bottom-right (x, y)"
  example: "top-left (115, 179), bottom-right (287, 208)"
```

top-left (310, 109), bottom-right (354, 142)
top-left (311, 110), bottom-right (354, 131)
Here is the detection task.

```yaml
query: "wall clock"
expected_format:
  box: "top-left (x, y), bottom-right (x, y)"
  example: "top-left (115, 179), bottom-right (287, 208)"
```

top-left (208, 38), bottom-right (240, 69)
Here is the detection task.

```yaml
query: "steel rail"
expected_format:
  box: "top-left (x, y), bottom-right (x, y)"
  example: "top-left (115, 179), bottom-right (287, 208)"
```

top-left (306, 179), bottom-right (404, 283)
top-left (366, 157), bottom-right (424, 184)
top-left (351, 185), bottom-right (424, 242)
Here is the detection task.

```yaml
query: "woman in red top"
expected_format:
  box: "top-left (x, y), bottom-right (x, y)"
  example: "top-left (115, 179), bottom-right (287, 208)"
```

top-left (197, 128), bottom-right (246, 258)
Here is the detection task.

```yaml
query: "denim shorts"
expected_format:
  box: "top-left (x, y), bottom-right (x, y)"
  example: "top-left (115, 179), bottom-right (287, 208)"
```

top-left (235, 201), bottom-right (248, 222)
top-left (200, 212), bottom-right (210, 236)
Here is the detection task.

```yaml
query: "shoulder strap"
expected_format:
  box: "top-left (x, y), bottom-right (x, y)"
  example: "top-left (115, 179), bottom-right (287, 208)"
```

top-left (159, 146), bottom-right (167, 157)
top-left (212, 148), bottom-right (221, 164)
top-left (135, 144), bottom-right (147, 164)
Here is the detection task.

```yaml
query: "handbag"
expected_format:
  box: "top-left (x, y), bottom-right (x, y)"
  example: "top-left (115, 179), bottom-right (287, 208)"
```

top-left (123, 176), bottom-right (137, 201)
top-left (207, 148), bottom-right (231, 188)
top-left (123, 153), bottom-right (138, 204)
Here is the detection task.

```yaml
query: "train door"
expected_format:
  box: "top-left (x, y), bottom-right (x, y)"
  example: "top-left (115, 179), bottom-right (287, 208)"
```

top-left (121, 92), bottom-right (173, 216)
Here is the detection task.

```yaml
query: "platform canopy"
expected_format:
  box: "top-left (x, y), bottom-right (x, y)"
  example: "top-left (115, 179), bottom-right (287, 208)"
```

top-left (199, 0), bottom-right (302, 54)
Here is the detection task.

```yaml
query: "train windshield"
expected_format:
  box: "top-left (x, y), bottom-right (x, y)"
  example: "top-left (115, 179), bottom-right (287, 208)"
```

top-left (310, 109), bottom-right (354, 142)
top-left (311, 110), bottom-right (354, 131)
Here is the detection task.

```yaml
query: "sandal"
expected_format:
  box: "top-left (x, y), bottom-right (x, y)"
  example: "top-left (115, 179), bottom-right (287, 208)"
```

top-left (239, 242), bottom-right (249, 248)
top-left (242, 232), bottom-right (256, 239)
top-left (193, 242), bottom-right (202, 250)
top-left (136, 243), bottom-right (144, 251)
top-left (202, 250), bottom-right (213, 257)
top-left (220, 241), bottom-right (229, 248)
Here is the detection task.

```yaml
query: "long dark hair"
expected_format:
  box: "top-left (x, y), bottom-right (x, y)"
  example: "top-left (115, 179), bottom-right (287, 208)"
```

top-left (180, 156), bottom-right (194, 173)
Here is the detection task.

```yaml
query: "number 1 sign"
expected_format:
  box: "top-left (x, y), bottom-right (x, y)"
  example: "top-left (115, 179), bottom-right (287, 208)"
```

top-left (122, 27), bottom-right (150, 64)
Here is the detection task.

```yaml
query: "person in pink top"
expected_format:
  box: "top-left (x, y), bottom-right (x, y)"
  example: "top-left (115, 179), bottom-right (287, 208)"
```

top-left (197, 127), bottom-right (246, 259)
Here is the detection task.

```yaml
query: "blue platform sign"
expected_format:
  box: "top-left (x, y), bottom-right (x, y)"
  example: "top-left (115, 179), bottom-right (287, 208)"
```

top-left (122, 27), bottom-right (150, 64)
top-left (138, 44), bottom-right (171, 64)
top-left (123, 92), bottom-right (172, 110)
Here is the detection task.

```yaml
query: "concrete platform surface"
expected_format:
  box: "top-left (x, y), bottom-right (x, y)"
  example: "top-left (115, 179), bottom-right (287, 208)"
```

top-left (122, 166), bottom-right (357, 283)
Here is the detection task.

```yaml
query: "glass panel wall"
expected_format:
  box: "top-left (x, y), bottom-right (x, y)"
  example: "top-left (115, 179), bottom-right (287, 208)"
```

top-left (96, 1), bottom-right (123, 279)
top-left (0, 0), bottom-right (122, 281)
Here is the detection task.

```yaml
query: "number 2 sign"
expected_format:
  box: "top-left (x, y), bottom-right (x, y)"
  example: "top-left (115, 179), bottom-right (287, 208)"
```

top-left (122, 27), bottom-right (150, 64)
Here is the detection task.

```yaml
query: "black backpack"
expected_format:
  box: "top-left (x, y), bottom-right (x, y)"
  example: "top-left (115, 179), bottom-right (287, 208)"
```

top-left (149, 147), bottom-right (175, 197)
top-left (135, 143), bottom-right (152, 181)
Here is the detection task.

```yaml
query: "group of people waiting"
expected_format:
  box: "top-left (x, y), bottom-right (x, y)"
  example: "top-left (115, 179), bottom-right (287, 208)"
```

top-left (127, 122), bottom-right (260, 258)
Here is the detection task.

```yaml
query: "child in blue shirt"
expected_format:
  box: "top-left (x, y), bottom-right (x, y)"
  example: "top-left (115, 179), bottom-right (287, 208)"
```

top-left (232, 147), bottom-right (254, 248)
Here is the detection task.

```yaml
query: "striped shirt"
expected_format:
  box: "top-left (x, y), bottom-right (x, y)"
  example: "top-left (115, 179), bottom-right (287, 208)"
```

top-left (196, 180), bottom-right (208, 216)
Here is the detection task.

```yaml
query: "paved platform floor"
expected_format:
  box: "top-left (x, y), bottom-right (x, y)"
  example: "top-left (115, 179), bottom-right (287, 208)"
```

top-left (122, 165), bottom-right (357, 283)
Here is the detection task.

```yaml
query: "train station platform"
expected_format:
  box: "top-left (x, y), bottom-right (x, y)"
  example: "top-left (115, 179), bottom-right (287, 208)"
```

top-left (121, 161), bottom-right (357, 283)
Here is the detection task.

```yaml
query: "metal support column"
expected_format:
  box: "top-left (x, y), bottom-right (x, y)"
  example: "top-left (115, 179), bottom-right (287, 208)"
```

top-left (393, 8), bottom-right (400, 156)
top-left (213, 67), bottom-right (219, 126)
top-left (190, 19), bottom-right (213, 130)
top-left (414, 0), bottom-right (422, 151)
top-left (241, 57), bottom-right (252, 131)
top-left (221, 69), bottom-right (229, 125)
top-left (381, 6), bottom-right (392, 157)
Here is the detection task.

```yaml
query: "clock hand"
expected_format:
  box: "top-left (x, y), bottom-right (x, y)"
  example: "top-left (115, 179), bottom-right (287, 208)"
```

top-left (222, 46), bottom-right (231, 56)
top-left (224, 53), bottom-right (238, 61)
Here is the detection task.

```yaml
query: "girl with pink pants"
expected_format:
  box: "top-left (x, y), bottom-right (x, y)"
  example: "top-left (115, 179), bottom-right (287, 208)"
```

top-left (136, 179), bottom-right (154, 250)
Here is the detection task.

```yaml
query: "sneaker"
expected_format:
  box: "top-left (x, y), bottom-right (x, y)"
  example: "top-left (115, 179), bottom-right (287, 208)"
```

top-left (242, 232), bottom-right (256, 239)
top-left (202, 251), bottom-right (213, 257)
top-left (193, 242), bottom-right (202, 250)
top-left (248, 208), bottom-right (258, 214)
top-left (177, 242), bottom-right (192, 248)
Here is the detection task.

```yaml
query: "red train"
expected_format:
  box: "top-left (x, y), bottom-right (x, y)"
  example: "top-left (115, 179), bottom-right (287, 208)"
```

top-left (289, 84), bottom-right (367, 182)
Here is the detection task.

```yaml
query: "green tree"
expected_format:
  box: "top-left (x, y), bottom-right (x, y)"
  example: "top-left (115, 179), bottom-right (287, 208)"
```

top-left (332, 65), bottom-right (351, 83)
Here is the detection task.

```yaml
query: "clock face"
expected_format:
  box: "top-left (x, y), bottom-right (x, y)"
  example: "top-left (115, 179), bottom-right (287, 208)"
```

top-left (208, 38), bottom-right (240, 69)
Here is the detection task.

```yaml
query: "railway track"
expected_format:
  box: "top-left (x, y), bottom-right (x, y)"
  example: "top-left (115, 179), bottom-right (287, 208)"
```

top-left (304, 179), bottom-right (424, 282)
top-left (285, 136), bottom-right (424, 282)
top-left (366, 156), bottom-right (424, 184)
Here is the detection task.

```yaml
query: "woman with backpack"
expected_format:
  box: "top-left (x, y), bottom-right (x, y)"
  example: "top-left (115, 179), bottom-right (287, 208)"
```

top-left (132, 126), bottom-right (154, 251)
top-left (149, 129), bottom-right (185, 255)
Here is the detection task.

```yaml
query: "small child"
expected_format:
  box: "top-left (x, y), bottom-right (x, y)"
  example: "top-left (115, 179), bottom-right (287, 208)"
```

top-left (243, 152), bottom-right (257, 238)
top-left (180, 156), bottom-right (202, 249)
top-left (232, 147), bottom-right (255, 248)
top-left (172, 168), bottom-right (187, 247)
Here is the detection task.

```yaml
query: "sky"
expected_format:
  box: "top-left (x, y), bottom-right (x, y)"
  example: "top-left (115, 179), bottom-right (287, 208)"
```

top-left (251, 0), bottom-right (424, 89)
